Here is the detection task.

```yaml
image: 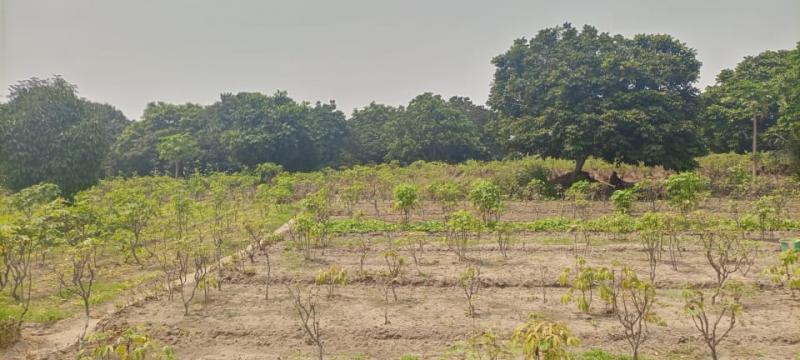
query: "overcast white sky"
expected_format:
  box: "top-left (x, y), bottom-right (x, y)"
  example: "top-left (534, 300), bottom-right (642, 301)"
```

top-left (1, 0), bottom-right (799, 119)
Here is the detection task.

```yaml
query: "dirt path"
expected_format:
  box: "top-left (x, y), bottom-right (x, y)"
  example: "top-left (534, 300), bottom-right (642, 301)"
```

top-left (2, 219), bottom-right (295, 360)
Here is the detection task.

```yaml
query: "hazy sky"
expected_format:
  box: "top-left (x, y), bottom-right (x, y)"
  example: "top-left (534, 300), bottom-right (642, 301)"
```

top-left (2, 0), bottom-right (799, 119)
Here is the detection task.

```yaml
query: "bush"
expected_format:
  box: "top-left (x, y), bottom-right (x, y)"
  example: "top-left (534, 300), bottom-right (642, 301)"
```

top-left (610, 188), bottom-right (637, 214)
top-left (665, 172), bottom-right (707, 216)
top-left (508, 161), bottom-right (554, 199)
top-left (511, 316), bottom-right (580, 359)
top-left (253, 162), bottom-right (284, 184)
top-left (393, 183), bottom-right (419, 223)
top-left (565, 180), bottom-right (592, 202)
top-left (523, 178), bottom-right (557, 200)
top-left (468, 180), bottom-right (503, 223)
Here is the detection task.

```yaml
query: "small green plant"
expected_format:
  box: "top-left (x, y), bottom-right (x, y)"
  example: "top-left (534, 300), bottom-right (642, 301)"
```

top-left (253, 162), bottom-right (284, 184)
top-left (459, 265), bottom-right (481, 317)
top-left (559, 257), bottom-right (614, 313)
top-left (611, 267), bottom-right (658, 360)
top-left (726, 165), bottom-right (752, 195)
top-left (495, 221), bottom-right (513, 259)
top-left (683, 283), bottom-right (745, 360)
top-left (753, 195), bottom-right (778, 239)
top-left (78, 327), bottom-right (175, 360)
top-left (633, 178), bottom-right (664, 212)
top-left (446, 210), bottom-right (483, 262)
top-left (467, 329), bottom-right (509, 360)
top-left (765, 249), bottom-right (800, 298)
top-left (290, 213), bottom-right (324, 260)
top-left (565, 180), bottom-right (592, 219)
top-left (341, 181), bottom-right (366, 215)
top-left (610, 188), bottom-right (637, 214)
top-left (393, 183), bottom-right (419, 224)
top-left (315, 265), bottom-right (349, 298)
top-left (698, 232), bottom-right (755, 304)
top-left (426, 181), bottom-right (464, 219)
top-left (380, 249), bottom-right (406, 302)
top-left (468, 180), bottom-right (503, 224)
top-left (640, 231), bottom-right (661, 282)
top-left (665, 172), bottom-right (707, 217)
top-left (511, 316), bottom-right (580, 360)
top-left (523, 178), bottom-right (557, 201)
top-left (287, 284), bottom-right (324, 360)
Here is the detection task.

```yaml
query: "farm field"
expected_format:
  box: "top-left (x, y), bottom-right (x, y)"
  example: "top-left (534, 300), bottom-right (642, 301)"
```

top-left (96, 231), bottom-right (799, 360)
top-left (1, 157), bottom-right (800, 360)
top-left (96, 196), bottom-right (800, 360)
top-left (2, 4), bottom-right (800, 359)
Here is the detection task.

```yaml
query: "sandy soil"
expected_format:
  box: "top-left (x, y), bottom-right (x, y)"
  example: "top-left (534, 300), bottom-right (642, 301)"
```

top-left (49, 237), bottom-right (800, 360)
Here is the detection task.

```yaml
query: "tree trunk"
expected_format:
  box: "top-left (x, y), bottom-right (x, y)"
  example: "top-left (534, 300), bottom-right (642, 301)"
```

top-left (264, 252), bottom-right (271, 300)
top-left (752, 114), bottom-right (758, 180)
top-left (79, 295), bottom-right (91, 349)
top-left (572, 156), bottom-right (587, 183)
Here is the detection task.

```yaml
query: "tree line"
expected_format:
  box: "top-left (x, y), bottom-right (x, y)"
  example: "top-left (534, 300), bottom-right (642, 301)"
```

top-left (1, 23), bottom-right (798, 196)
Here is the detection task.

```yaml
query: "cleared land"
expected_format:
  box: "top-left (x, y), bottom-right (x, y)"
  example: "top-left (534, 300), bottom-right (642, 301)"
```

top-left (24, 200), bottom-right (798, 360)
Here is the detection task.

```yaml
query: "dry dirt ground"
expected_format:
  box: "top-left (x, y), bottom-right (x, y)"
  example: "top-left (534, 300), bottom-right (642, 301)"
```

top-left (55, 235), bottom-right (800, 360)
top-left (6, 199), bottom-right (800, 360)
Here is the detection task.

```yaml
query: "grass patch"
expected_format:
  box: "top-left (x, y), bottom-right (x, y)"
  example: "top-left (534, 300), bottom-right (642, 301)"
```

top-left (0, 295), bottom-right (71, 324)
top-left (578, 349), bottom-right (638, 360)
top-left (88, 271), bottom-right (160, 306)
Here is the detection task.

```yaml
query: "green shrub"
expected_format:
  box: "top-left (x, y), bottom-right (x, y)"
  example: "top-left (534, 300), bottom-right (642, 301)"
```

top-left (468, 180), bottom-right (503, 223)
top-left (610, 188), bottom-right (637, 214)
top-left (523, 178), bottom-right (557, 200)
top-left (393, 183), bottom-right (419, 223)
top-left (665, 172), bottom-right (707, 216)
top-left (510, 161), bottom-right (554, 199)
top-left (566, 180), bottom-right (592, 202)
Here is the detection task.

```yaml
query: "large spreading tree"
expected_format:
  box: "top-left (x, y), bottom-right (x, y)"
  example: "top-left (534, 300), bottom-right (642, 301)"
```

top-left (0, 77), bottom-right (129, 195)
top-left (489, 23), bottom-right (704, 174)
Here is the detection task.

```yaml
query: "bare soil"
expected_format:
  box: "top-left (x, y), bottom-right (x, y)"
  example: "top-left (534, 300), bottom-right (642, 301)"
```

top-left (6, 199), bottom-right (800, 360)
top-left (51, 237), bottom-right (800, 359)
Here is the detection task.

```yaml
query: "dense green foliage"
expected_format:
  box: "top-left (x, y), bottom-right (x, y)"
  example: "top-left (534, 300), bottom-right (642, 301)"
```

top-left (385, 93), bottom-right (487, 164)
top-left (1, 25), bottom-right (798, 195)
top-left (0, 78), bottom-right (129, 196)
top-left (699, 44), bottom-right (799, 153)
top-left (489, 23), bottom-right (704, 172)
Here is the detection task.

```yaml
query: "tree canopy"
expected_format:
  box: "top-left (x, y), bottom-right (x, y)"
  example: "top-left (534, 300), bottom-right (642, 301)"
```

top-left (0, 77), bottom-right (129, 196)
top-left (1, 27), bottom-right (797, 192)
top-left (489, 23), bottom-right (704, 172)
top-left (699, 47), bottom-right (797, 153)
top-left (384, 93), bottom-right (487, 164)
